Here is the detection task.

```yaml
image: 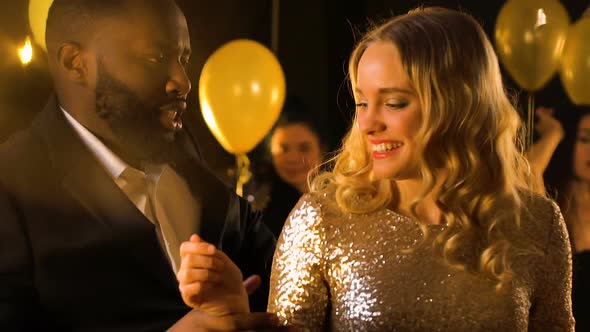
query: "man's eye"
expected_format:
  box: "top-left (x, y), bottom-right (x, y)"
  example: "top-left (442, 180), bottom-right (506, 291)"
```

top-left (146, 54), bottom-right (166, 63)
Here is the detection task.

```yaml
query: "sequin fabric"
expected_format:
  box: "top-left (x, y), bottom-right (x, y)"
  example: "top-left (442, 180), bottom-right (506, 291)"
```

top-left (268, 191), bottom-right (574, 331)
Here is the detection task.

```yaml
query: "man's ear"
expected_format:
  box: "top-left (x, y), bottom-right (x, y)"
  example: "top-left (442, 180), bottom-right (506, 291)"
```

top-left (56, 41), bottom-right (88, 85)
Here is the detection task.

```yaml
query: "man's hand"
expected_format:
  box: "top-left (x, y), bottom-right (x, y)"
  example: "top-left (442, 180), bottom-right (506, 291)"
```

top-left (243, 274), bottom-right (262, 296)
top-left (167, 309), bottom-right (284, 332)
top-left (177, 234), bottom-right (250, 316)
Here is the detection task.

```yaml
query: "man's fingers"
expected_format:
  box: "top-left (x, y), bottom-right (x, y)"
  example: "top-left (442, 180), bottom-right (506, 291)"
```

top-left (180, 282), bottom-right (204, 307)
top-left (177, 267), bottom-right (223, 285)
top-left (243, 275), bottom-right (262, 295)
top-left (179, 281), bottom-right (225, 306)
top-left (200, 311), bottom-right (280, 331)
top-left (258, 327), bottom-right (303, 332)
top-left (180, 241), bottom-right (216, 257)
top-left (171, 310), bottom-right (281, 332)
top-left (180, 253), bottom-right (225, 272)
top-left (190, 234), bottom-right (201, 242)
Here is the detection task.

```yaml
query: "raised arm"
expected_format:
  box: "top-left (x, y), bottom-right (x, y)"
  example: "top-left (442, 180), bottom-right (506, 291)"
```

top-left (525, 107), bottom-right (564, 193)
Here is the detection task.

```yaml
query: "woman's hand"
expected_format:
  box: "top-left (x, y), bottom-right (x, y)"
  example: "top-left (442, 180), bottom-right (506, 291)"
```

top-left (526, 107), bottom-right (565, 193)
top-left (535, 107), bottom-right (564, 142)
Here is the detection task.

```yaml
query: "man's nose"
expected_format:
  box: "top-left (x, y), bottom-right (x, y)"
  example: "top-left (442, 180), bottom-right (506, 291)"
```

top-left (166, 62), bottom-right (191, 97)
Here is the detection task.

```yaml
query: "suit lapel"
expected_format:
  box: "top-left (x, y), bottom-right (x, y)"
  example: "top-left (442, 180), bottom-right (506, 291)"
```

top-left (32, 96), bottom-right (178, 291)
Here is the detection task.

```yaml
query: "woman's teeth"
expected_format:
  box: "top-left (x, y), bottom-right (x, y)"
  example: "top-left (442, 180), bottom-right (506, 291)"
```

top-left (372, 142), bottom-right (402, 152)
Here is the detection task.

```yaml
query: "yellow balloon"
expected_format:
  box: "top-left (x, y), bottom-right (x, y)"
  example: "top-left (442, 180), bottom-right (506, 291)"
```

top-left (29, 0), bottom-right (54, 51)
top-left (199, 39), bottom-right (286, 154)
top-left (495, 0), bottom-right (570, 91)
top-left (560, 17), bottom-right (590, 105)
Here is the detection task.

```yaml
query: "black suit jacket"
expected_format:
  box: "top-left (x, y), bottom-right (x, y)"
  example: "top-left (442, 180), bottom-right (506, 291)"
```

top-left (0, 96), bottom-right (276, 331)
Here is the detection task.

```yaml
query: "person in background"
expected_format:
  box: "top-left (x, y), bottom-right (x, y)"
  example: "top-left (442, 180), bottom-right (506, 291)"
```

top-left (529, 105), bottom-right (590, 331)
top-left (177, 7), bottom-right (574, 331)
top-left (526, 107), bottom-right (565, 193)
top-left (247, 98), bottom-right (326, 238)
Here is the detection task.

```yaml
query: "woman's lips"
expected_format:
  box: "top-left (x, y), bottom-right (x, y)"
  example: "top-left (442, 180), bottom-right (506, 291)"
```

top-left (370, 139), bottom-right (403, 159)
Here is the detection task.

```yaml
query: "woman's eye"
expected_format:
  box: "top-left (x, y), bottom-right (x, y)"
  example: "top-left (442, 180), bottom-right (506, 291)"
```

top-left (385, 102), bottom-right (408, 109)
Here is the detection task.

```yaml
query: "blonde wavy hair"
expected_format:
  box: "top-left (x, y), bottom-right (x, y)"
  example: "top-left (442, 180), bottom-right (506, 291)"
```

top-left (311, 7), bottom-right (536, 289)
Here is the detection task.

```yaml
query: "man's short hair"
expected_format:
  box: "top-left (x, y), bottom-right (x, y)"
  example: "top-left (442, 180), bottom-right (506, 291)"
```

top-left (45, 0), bottom-right (122, 57)
top-left (45, 0), bottom-right (176, 58)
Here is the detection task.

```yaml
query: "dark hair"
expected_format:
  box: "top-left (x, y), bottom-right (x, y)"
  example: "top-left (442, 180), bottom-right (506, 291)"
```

top-left (45, 0), bottom-right (176, 57)
top-left (46, 0), bottom-right (116, 56)
top-left (271, 96), bottom-right (324, 148)
top-left (544, 105), bottom-right (590, 221)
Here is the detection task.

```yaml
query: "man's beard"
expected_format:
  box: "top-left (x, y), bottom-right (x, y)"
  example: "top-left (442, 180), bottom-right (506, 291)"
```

top-left (94, 60), bottom-right (180, 165)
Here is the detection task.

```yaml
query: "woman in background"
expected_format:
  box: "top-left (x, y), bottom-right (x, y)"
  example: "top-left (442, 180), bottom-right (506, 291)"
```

top-left (544, 106), bottom-right (590, 331)
top-left (247, 101), bottom-right (325, 238)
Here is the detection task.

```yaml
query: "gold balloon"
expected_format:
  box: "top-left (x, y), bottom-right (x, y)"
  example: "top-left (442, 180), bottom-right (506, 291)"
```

top-left (199, 39), bottom-right (286, 154)
top-left (560, 17), bottom-right (590, 105)
top-left (28, 0), bottom-right (54, 51)
top-left (495, 0), bottom-right (570, 91)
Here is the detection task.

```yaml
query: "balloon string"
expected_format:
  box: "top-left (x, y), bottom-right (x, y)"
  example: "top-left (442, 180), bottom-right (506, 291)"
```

top-left (526, 92), bottom-right (535, 151)
top-left (235, 153), bottom-right (251, 197)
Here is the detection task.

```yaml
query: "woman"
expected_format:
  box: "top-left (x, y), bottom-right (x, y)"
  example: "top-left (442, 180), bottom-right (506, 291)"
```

top-left (266, 7), bottom-right (572, 330)
top-left (543, 108), bottom-right (590, 251)
top-left (247, 108), bottom-right (325, 238)
top-left (177, 7), bottom-right (573, 330)
top-left (270, 109), bottom-right (324, 195)
top-left (540, 106), bottom-right (590, 331)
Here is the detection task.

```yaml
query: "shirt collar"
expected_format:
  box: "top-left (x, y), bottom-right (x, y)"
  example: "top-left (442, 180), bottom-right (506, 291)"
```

top-left (61, 107), bottom-right (128, 179)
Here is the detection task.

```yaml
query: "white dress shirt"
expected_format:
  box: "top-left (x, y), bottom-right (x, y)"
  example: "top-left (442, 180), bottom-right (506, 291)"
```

top-left (62, 108), bottom-right (200, 273)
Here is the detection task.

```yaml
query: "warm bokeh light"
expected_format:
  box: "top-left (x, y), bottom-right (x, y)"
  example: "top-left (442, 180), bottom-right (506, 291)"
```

top-left (18, 37), bottom-right (33, 65)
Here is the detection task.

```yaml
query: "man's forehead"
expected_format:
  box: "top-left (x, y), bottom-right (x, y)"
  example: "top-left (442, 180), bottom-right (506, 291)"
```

top-left (113, 1), bottom-right (187, 29)
top-left (96, 5), bottom-right (189, 46)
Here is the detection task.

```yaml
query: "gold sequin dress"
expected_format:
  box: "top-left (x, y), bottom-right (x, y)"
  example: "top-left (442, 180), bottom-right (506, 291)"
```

top-left (268, 191), bottom-right (574, 331)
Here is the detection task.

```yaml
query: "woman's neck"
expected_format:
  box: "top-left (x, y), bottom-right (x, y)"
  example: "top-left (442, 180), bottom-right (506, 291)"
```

top-left (572, 180), bottom-right (590, 203)
top-left (572, 180), bottom-right (590, 220)
top-left (568, 180), bottom-right (590, 252)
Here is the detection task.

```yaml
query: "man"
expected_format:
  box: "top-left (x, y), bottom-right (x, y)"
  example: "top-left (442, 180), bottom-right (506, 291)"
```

top-left (0, 0), bottom-right (278, 330)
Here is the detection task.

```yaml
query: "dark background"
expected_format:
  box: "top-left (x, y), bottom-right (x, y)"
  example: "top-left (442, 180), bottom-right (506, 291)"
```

top-left (1, 0), bottom-right (588, 179)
